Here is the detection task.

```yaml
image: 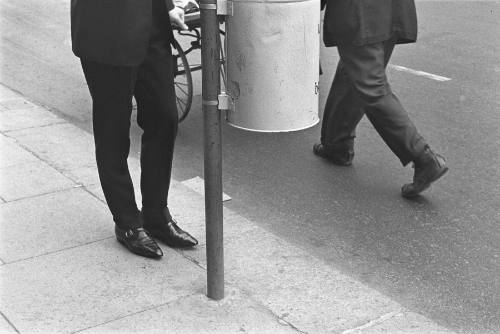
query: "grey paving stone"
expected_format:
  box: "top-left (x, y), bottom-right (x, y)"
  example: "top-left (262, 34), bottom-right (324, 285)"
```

top-left (0, 188), bottom-right (113, 263)
top-left (350, 311), bottom-right (452, 334)
top-left (0, 239), bottom-right (205, 334)
top-left (80, 287), bottom-right (297, 334)
top-left (0, 134), bottom-right (37, 168)
top-left (0, 160), bottom-right (75, 201)
top-left (0, 98), bottom-right (36, 110)
top-left (8, 123), bottom-right (96, 176)
top-left (0, 106), bottom-right (65, 132)
top-left (185, 225), bottom-right (404, 334)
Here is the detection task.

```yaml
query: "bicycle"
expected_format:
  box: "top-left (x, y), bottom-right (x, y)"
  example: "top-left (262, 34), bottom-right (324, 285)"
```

top-left (171, 10), bottom-right (226, 122)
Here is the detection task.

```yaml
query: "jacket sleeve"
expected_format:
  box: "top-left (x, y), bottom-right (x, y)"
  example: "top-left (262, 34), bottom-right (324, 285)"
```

top-left (165, 0), bottom-right (175, 11)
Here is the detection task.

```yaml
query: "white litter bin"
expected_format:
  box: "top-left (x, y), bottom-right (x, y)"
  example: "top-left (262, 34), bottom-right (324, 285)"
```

top-left (225, 0), bottom-right (320, 132)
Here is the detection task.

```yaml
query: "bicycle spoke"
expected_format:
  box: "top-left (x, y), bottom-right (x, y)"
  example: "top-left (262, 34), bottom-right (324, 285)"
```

top-left (175, 83), bottom-right (189, 96)
top-left (177, 97), bottom-right (187, 108)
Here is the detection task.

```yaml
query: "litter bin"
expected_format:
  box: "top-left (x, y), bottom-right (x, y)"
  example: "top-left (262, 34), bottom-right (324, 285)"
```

top-left (225, 0), bottom-right (320, 132)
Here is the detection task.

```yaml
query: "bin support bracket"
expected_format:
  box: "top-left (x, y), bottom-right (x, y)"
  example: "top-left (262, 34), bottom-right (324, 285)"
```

top-left (218, 91), bottom-right (233, 111)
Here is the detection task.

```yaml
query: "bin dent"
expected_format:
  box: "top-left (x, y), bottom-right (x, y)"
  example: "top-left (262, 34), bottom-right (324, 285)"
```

top-left (230, 80), bottom-right (241, 98)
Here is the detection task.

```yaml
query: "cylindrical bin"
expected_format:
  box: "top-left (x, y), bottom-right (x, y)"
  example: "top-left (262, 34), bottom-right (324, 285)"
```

top-left (225, 0), bottom-right (320, 132)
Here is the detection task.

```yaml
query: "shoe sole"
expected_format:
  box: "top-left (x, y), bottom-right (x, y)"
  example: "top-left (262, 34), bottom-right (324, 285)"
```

top-left (313, 145), bottom-right (353, 166)
top-left (402, 166), bottom-right (449, 198)
top-left (116, 237), bottom-right (163, 259)
top-left (148, 232), bottom-right (198, 249)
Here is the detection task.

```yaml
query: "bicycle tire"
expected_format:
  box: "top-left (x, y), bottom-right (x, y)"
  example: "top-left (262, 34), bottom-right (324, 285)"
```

top-left (172, 39), bottom-right (193, 123)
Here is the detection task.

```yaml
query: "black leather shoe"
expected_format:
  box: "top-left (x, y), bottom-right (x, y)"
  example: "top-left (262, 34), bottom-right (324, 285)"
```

top-left (401, 147), bottom-right (449, 198)
top-left (313, 143), bottom-right (353, 166)
top-left (115, 226), bottom-right (163, 259)
top-left (143, 208), bottom-right (198, 248)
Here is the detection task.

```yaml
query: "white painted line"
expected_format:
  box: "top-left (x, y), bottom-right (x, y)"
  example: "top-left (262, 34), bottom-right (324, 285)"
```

top-left (181, 176), bottom-right (232, 202)
top-left (389, 64), bottom-right (452, 82)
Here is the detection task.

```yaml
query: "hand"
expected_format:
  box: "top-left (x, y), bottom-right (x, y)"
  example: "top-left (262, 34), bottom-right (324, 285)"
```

top-left (173, 0), bottom-right (199, 12)
top-left (169, 7), bottom-right (189, 30)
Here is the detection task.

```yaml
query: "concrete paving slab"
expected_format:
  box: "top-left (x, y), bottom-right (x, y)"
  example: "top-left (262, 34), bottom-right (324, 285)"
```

top-left (184, 225), bottom-right (408, 334)
top-left (8, 123), bottom-right (96, 175)
top-left (0, 188), bottom-right (112, 263)
top-left (0, 134), bottom-right (37, 168)
top-left (0, 239), bottom-right (205, 334)
top-left (80, 288), bottom-right (298, 334)
top-left (168, 182), bottom-right (258, 246)
top-left (346, 311), bottom-right (452, 334)
top-left (0, 106), bottom-right (65, 132)
top-left (0, 313), bottom-right (17, 334)
top-left (0, 98), bottom-right (36, 111)
top-left (0, 160), bottom-right (75, 201)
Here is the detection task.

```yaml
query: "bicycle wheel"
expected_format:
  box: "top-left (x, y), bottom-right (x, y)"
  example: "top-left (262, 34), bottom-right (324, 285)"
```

top-left (172, 39), bottom-right (193, 123)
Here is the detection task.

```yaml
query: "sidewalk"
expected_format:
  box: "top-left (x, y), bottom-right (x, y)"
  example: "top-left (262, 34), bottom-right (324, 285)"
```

top-left (0, 83), bottom-right (455, 334)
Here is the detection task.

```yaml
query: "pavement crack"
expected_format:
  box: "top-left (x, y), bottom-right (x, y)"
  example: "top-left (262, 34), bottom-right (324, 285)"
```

top-left (70, 292), bottom-right (198, 334)
top-left (176, 249), bottom-right (207, 270)
top-left (2, 236), bottom-right (114, 266)
top-left (1, 131), bottom-right (80, 184)
top-left (1, 120), bottom-right (67, 133)
top-left (1, 186), bottom-right (82, 204)
top-left (236, 288), bottom-right (308, 334)
top-left (0, 311), bottom-right (21, 333)
top-left (276, 313), bottom-right (308, 334)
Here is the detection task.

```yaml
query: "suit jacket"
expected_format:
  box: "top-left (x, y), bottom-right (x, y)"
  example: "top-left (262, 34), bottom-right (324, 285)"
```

top-left (322, 0), bottom-right (417, 47)
top-left (71, 0), bottom-right (174, 66)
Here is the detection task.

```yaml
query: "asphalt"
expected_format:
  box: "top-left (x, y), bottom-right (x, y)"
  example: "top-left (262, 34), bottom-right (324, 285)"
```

top-left (0, 84), bottom-right (459, 333)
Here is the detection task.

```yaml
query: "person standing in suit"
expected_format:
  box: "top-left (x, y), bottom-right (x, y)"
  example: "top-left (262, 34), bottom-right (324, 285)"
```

top-left (71, 0), bottom-right (198, 258)
top-left (314, 0), bottom-right (448, 197)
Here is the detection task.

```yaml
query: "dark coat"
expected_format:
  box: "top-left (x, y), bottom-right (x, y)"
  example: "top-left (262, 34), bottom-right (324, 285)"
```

top-left (322, 0), bottom-right (418, 47)
top-left (71, 0), bottom-right (174, 66)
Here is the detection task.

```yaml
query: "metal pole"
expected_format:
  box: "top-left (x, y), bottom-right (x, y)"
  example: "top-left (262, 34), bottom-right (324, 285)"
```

top-left (200, 0), bottom-right (224, 300)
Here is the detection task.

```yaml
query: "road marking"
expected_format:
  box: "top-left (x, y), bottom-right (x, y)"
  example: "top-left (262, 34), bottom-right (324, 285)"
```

top-left (389, 65), bottom-right (452, 82)
top-left (181, 176), bottom-right (232, 202)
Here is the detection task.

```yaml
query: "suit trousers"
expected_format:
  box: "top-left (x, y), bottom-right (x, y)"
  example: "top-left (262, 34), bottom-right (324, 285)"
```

top-left (81, 1), bottom-right (177, 229)
top-left (320, 39), bottom-right (427, 166)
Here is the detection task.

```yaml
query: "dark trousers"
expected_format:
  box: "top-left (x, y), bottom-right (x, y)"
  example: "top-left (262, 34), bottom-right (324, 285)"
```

top-left (320, 39), bottom-right (427, 166)
top-left (81, 0), bottom-right (177, 229)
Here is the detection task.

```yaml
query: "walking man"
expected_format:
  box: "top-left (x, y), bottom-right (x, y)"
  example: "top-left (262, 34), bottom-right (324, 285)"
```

top-left (71, 0), bottom-right (198, 258)
top-left (314, 0), bottom-right (448, 197)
